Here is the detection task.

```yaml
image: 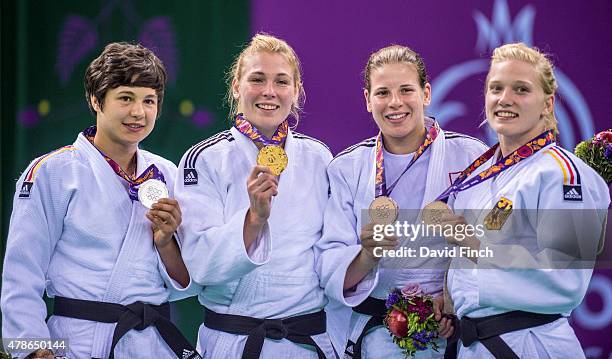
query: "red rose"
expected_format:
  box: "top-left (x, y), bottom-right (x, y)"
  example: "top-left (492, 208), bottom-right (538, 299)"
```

top-left (594, 130), bottom-right (612, 144)
top-left (387, 309), bottom-right (408, 338)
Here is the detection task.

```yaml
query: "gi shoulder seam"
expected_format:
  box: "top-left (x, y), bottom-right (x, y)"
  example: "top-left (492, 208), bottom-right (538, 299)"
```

top-left (546, 146), bottom-right (582, 185)
top-left (292, 132), bottom-right (331, 152)
top-left (333, 137), bottom-right (376, 161)
top-left (24, 145), bottom-right (77, 183)
top-left (185, 130), bottom-right (234, 169)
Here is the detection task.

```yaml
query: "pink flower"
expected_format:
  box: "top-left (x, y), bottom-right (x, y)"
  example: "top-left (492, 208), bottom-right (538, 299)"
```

top-left (401, 283), bottom-right (423, 298)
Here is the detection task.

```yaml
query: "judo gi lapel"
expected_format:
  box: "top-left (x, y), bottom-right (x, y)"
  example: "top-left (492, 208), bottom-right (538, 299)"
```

top-left (75, 134), bottom-right (132, 219)
top-left (274, 129), bottom-right (296, 204)
top-left (421, 127), bottom-right (448, 208)
top-left (77, 134), bottom-right (156, 356)
top-left (102, 149), bottom-right (152, 302)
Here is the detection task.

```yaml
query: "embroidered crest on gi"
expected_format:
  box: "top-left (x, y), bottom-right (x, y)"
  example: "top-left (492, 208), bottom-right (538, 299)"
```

top-left (484, 197), bottom-right (513, 230)
top-left (184, 168), bottom-right (198, 185)
top-left (344, 339), bottom-right (355, 358)
top-left (448, 171), bottom-right (461, 186)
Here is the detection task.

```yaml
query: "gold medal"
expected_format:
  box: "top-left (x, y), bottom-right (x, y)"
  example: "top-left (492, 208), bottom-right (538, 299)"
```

top-left (484, 197), bottom-right (513, 230)
top-left (422, 201), bottom-right (453, 225)
top-left (257, 145), bottom-right (288, 176)
top-left (369, 196), bottom-right (399, 225)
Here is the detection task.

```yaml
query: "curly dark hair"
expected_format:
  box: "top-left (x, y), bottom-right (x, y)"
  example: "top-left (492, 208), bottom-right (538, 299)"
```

top-left (84, 42), bottom-right (167, 118)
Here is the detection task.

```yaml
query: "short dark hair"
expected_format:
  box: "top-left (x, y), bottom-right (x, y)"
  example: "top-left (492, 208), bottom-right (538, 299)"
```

top-left (84, 42), bottom-right (167, 117)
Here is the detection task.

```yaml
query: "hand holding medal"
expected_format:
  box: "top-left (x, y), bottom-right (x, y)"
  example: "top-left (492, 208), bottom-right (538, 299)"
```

top-left (146, 197), bottom-right (182, 248)
top-left (246, 165), bottom-right (279, 224)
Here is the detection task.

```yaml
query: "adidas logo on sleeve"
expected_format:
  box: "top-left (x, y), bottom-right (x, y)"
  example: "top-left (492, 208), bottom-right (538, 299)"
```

top-left (563, 185), bottom-right (583, 201)
top-left (184, 169), bottom-right (198, 185)
top-left (19, 182), bottom-right (33, 198)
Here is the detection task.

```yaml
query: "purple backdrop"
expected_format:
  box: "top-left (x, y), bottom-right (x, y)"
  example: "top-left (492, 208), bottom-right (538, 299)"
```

top-left (252, 0), bottom-right (612, 357)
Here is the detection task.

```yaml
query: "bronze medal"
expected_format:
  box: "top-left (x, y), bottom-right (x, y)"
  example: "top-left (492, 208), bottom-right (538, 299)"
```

top-left (484, 197), bottom-right (513, 230)
top-left (422, 200), bottom-right (453, 225)
top-left (257, 145), bottom-right (288, 176)
top-left (369, 196), bottom-right (399, 225)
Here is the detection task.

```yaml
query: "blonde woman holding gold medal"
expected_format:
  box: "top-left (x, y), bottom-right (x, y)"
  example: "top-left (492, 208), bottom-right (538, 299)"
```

top-left (175, 34), bottom-right (337, 358)
top-left (437, 43), bottom-right (610, 358)
top-left (316, 45), bottom-right (488, 358)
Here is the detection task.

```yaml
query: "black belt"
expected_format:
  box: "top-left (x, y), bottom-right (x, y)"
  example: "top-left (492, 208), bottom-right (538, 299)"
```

top-left (203, 307), bottom-right (327, 359)
top-left (346, 296), bottom-right (386, 359)
top-left (444, 311), bottom-right (562, 359)
top-left (54, 296), bottom-right (201, 359)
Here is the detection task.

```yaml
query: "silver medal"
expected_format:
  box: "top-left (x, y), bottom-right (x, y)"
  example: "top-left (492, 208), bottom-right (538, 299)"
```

top-left (138, 179), bottom-right (169, 209)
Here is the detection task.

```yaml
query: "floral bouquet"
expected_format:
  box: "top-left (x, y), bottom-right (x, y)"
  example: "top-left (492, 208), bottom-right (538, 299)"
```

top-left (575, 129), bottom-right (612, 184)
top-left (384, 283), bottom-right (439, 358)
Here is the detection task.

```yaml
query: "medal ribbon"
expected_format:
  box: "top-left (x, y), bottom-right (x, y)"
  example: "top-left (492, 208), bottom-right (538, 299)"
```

top-left (435, 130), bottom-right (555, 202)
top-left (375, 120), bottom-right (440, 197)
top-left (234, 113), bottom-right (289, 147)
top-left (83, 126), bottom-right (165, 201)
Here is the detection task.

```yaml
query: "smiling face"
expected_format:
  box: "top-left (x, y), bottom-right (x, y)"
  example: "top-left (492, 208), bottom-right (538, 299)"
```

top-left (92, 86), bottom-right (158, 153)
top-left (232, 51), bottom-right (298, 138)
top-left (364, 62), bottom-right (431, 153)
top-left (486, 59), bottom-right (553, 150)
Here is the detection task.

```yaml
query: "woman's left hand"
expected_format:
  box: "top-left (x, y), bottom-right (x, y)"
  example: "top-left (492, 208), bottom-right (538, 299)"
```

top-left (146, 198), bottom-right (182, 248)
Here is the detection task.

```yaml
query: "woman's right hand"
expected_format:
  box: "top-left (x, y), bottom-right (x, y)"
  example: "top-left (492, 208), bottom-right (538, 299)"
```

top-left (359, 222), bottom-right (398, 263)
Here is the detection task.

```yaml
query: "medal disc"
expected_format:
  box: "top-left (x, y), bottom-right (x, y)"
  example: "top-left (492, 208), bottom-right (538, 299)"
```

top-left (257, 145), bottom-right (288, 176)
top-left (421, 201), bottom-right (452, 225)
top-left (138, 179), bottom-right (169, 209)
top-left (369, 196), bottom-right (399, 225)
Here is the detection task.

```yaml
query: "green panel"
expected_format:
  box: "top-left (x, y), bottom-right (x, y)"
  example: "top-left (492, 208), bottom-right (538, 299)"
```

top-left (1, 0), bottom-right (250, 346)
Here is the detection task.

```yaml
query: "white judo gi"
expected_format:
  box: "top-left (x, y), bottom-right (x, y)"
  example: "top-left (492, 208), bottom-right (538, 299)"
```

top-left (175, 127), bottom-right (337, 358)
top-left (447, 143), bottom-right (610, 358)
top-left (1, 132), bottom-right (195, 359)
top-left (316, 124), bottom-right (488, 359)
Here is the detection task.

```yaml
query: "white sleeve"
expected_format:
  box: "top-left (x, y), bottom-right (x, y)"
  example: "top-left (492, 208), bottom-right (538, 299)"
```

top-left (175, 151), bottom-right (271, 286)
top-left (477, 166), bottom-right (609, 314)
top-left (153, 161), bottom-right (201, 300)
top-left (1, 161), bottom-right (66, 354)
top-left (316, 160), bottom-right (379, 307)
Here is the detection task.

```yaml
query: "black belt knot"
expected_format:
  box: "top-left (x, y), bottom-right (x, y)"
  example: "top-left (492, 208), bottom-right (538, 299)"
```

top-left (259, 318), bottom-right (289, 340)
top-left (203, 307), bottom-right (327, 359)
top-left (53, 296), bottom-right (201, 359)
top-left (124, 301), bottom-right (162, 331)
top-left (444, 311), bottom-right (562, 359)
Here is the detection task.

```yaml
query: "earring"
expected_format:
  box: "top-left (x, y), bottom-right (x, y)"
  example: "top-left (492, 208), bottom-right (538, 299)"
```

top-left (233, 93), bottom-right (239, 99)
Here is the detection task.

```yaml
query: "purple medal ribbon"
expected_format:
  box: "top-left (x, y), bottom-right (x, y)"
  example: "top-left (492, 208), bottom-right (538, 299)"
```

top-left (233, 113), bottom-right (289, 147)
top-left (434, 130), bottom-right (555, 203)
top-left (83, 126), bottom-right (166, 201)
top-left (375, 120), bottom-right (440, 197)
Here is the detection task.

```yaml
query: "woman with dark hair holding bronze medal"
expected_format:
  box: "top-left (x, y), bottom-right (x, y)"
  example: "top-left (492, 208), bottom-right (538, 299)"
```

top-left (437, 43), bottom-right (609, 358)
top-left (175, 34), bottom-right (337, 358)
top-left (316, 45), bottom-right (488, 358)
